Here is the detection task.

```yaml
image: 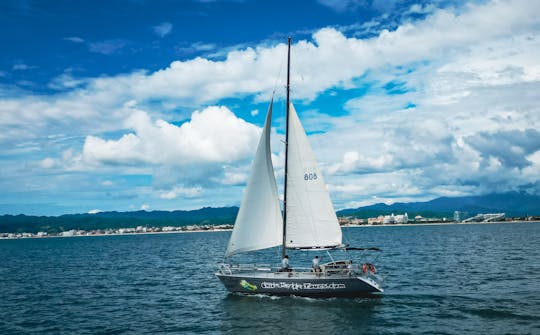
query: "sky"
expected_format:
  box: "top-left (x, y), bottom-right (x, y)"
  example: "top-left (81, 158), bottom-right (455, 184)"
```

top-left (1, 0), bottom-right (539, 215)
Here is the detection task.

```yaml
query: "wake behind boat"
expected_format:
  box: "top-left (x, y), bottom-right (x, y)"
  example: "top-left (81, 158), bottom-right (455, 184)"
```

top-left (215, 38), bottom-right (383, 297)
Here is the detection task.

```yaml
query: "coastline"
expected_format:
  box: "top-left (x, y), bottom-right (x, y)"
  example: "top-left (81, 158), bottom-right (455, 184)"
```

top-left (0, 228), bottom-right (233, 240)
top-left (2, 220), bottom-right (538, 240)
top-left (343, 220), bottom-right (539, 228)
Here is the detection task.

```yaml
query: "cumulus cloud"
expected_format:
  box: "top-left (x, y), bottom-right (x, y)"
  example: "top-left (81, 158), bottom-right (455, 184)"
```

top-left (175, 42), bottom-right (216, 55)
top-left (465, 129), bottom-right (540, 169)
top-left (101, 180), bottom-right (113, 186)
top-left (318, 0), bottom-right (365, 13)
top-left (324, 80), bottom-right (540, 208)
top-left (3, 0), bottom-right (537, 142)
top-left (64, 36), bottom-right (85, 43)
top-left (153, 22), bottom-right (173, 37)
top-left (89, 39), bottom-right (128, 55)
top-left (39, 157), bottom-right (56, 169)
top-left (81, 105), bottom-right (260, 166)
top-left (1, 0), bottom-right (540, 211)
top-left (159, 186), bottom-right (203, 199)
top-left (12, 63), bottom-right (36, 71)
top-left (329, 151), bottom-right (395, 174)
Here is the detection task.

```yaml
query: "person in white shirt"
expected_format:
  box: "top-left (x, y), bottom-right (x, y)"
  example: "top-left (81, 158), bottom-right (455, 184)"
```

top-left (312, 255), bottom-right (321, 272)
top-left (281, 255), bottom-right (291, 272)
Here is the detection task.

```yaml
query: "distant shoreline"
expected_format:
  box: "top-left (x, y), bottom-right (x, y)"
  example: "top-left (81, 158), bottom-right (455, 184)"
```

top-left (0, 228), bottom-right (232, 240)
top-left (1, 220), bottom-right (538, 240)
top-left (343, 220), bottom-right (540, 228)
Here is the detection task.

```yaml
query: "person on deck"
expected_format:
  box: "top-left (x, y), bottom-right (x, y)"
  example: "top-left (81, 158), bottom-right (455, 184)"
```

top-left (281, 255), bottom-right (291, 272)
top-left (312, 255), bottom-right (321, 272)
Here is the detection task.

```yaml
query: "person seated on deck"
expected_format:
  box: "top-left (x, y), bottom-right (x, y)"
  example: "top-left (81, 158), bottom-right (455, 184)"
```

top-left (281, 255), bottom-right (292, 272)
top-left (312, 255), bottom-right (321, 272)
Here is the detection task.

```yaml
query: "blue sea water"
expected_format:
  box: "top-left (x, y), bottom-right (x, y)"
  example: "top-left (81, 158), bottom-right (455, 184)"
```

top-left (1, 222), bottom-right (539, 334)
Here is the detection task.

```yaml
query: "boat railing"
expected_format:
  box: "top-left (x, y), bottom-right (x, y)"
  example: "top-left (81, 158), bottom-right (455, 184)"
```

top-left (348, 263), bottom-right (383, 282)
top-left (218, 263), bottom-right (276, 274)
top-left (218, 263), bottom-right (233, 275)
top-left (219, 263), bottom-right (321, 274)
top-left (218, 262), bottom-right (383, 282)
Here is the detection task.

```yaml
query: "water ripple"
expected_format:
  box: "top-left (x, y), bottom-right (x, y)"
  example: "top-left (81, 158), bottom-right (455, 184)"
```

top-left (1, 223), bottom-right (539, 334)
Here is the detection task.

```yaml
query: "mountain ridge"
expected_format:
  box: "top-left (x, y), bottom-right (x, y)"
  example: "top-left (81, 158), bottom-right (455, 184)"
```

top-left (1, 192), bottom-right (539, 233)
top-left (337, 192), bottom-right (540, 218)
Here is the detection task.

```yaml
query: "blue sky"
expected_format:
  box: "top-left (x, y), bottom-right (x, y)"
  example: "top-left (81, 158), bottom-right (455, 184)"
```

top-left (1, 0), bottom-right (539, 215)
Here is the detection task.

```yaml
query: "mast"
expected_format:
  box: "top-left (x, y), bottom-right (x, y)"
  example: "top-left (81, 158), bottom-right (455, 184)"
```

top-left (282, 37), bottom-right (291, 259)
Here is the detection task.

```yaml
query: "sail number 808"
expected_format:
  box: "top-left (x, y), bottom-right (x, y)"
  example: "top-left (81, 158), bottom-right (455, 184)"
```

top-left (304, 173), bottom-right (318, 181)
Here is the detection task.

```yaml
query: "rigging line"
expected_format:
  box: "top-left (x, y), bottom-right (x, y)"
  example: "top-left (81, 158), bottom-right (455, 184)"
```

top-left (271, 42), bottom-right (287, 99)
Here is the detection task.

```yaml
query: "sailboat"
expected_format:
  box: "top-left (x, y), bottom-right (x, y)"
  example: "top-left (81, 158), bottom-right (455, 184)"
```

top-left (216, 38), bottom-right (383, 297)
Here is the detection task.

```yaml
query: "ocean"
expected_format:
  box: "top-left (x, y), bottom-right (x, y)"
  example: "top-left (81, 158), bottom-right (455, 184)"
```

top-left (1, 222), bottom-right (539, 334)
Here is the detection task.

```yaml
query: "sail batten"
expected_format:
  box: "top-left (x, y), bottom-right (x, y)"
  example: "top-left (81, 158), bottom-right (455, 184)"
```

top-left (225, 102), bottom-right (283, 257)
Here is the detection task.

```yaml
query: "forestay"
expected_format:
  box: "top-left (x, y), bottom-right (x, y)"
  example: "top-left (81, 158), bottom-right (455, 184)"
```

top-left (285, 103), bottom-right (342, 249)
top-left (225, 102), bottom-right (283, 257)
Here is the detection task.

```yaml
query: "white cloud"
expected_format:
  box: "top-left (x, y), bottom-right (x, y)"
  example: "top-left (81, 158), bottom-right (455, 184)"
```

top-left (3, 0), bottom-right (537, 143)
top-left (406, 3), bottom-right (437, 15)
top-left (101, 180), bottom-right (113, 187)
top-left (64, 36), bottom-right (85, 43)
top-left (318, 0), bottom-right (365, 13)
top-left (250, 109), bottom-right (259, 116)
top-left (1, 0), bottom-right (540, 211)
top-left (13, 63), bottom-right (36, 71)
top-left (39, 157), bottom-right (56, 169)
top-left (81, 105), bottom-right (260, 167)
top-left (159, 186), bottom-right (202, 199)
top-left (48, 72), bottom-right (86, 90)
top-left (176, 42), bottom-right (216, 54)
top-left (140, 204), bottom-right (150, 211)
top-left (88, 209), bottom-right (103, 214)
top-left (153, 22), bottom-right (173, 37)
top-left (88, 39), bottom-right (127, 55)
top-left (329, 151), bottom-right (394, 174)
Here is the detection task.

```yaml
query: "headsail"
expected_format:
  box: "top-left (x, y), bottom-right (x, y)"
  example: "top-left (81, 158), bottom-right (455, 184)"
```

top-left (225, 101), bottom-right (283, 257)
top-left (285, 103), bottom-right (342, 249)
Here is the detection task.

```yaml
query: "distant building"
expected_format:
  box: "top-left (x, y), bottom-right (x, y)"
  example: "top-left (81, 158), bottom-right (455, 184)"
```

top-left (394, 213), bottom-right (409, 224)
top-left (368, 216), bottom-right (385, 225)
top-left (382, 214), bottom-right (393, 224)
top-left (370, 213), bottom-right (409, 225)
top-left (463, 213), bottom-right (505, 223)
top-left (453, 211), bottom-right (469, 222)
top-left (61, 230), bottom-right (75, 237)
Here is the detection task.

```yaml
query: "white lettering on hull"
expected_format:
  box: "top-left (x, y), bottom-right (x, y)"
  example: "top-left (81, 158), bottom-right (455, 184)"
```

top-left (260, 281), bottom-right (346, 290)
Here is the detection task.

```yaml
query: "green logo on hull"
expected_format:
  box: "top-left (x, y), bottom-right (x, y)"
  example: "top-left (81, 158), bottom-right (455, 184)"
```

top-left (240, 280), bottom-right (257, 291)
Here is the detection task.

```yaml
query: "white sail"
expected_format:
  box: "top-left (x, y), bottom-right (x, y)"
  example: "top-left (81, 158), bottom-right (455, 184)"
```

top-left (285, 103), bottom-right (342, 249)
top-left (225, 102), bottom-right (283, 257)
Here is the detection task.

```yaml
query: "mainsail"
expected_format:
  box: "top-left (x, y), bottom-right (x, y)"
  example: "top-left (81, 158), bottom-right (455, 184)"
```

top-left (284, 103), bottom-right (342, 249)
top-left (225, 102), bottom-right (283, 257)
